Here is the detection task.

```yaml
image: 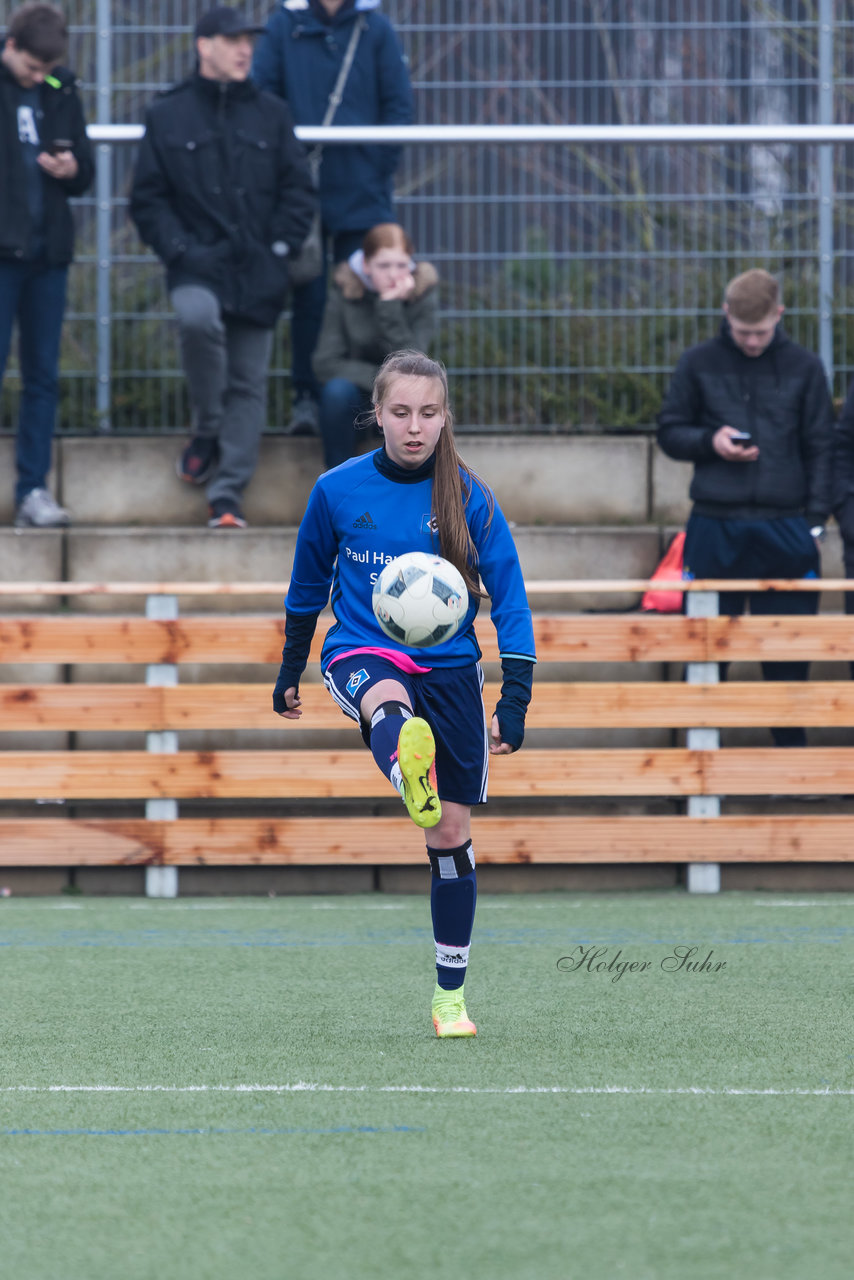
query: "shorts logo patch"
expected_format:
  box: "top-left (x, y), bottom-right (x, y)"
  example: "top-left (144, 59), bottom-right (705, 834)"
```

top-left (421, 513), bottom-right (439, 534)
top-left (346, 668), bottom-right (370, 697)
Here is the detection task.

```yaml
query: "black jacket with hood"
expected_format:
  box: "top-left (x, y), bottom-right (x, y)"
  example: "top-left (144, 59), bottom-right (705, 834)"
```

top-left (832, 380), bottom-right (854, 556)
top-left (0, 49), bottom-right (94, 265)
top-left (129, 72), bottom-right (316, 328)
top-left (657, 320), bottom-right (835, 524)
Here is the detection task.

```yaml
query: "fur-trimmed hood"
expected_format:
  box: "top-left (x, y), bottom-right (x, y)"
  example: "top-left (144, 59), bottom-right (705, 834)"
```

top-left (332, 258), bottom-right (439, 301)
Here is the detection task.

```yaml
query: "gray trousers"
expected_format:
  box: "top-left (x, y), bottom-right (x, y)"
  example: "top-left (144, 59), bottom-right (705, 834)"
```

top-left (170, 285), bottom-right (274, 509)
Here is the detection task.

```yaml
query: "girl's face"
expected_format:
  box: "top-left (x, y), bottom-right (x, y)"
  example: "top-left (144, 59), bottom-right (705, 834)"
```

top-left (375, 374), bottom-right (446, 469)
top-left (364, 247), bottom-right (412, 292)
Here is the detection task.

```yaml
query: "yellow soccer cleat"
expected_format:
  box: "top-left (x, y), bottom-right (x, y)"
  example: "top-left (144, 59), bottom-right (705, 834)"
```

top-left (397, 716), bottom-right (442, 829)
top-left (431, 983), bottom-right (477, 1038)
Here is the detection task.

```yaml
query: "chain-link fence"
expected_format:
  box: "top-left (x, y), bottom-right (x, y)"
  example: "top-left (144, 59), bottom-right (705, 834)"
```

top-left (2, 1), bottom-right (854, 435)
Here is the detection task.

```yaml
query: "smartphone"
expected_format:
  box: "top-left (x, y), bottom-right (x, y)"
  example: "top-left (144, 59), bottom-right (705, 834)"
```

top-left (50, 139), bottom-right (73, 154)
top-left (730, 430), bottom-right (753, 444)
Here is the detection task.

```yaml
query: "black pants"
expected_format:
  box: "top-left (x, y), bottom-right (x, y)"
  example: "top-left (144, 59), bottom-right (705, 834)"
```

top-left (837, 495), bottom-right (854, 677)
top-left (843, 556), bottom-right (854, 681)
top-left (683, 512), bottom-right (821, 746)
top-left (291, 228), bottom-right (369, 401)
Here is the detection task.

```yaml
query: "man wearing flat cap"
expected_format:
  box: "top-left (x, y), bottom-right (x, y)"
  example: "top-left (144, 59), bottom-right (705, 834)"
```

top-left (130, 6), bottom-right (316, 527)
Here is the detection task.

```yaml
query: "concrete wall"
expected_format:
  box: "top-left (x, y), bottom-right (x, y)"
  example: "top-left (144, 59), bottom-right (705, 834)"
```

top-left (3, 433), bottom-right (846, 610)
top-left (56, 434), bottom-right (658, 528)
top-left (0, 434), bottom-right (677, 608)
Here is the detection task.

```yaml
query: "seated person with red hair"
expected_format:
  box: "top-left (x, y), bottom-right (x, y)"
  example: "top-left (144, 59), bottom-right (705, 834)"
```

top-left (312, 222), bottom-right (438, 470)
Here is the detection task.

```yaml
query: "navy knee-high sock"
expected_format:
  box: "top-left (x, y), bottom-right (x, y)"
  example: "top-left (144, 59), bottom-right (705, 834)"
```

top-left (367, 701), bottom-right (411, 792)
top-left (428, 842), bottom-right (477, 990)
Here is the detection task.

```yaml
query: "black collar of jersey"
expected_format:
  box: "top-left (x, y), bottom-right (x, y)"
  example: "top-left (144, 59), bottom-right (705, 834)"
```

top-left (373, 447), bottom-right (436, 484)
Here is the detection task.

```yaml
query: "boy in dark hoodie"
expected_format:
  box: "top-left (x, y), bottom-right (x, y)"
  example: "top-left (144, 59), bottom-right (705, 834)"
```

top-left (0, 2), bottom-right (93, 527)
top-left (657, 268), bottom-right (835, 746)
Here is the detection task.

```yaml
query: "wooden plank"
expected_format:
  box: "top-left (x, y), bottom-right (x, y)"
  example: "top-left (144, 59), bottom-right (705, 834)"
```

top-left (6, 680), bottom-right (854, 731)
top-left (3, 611), bottom-right (854, 669)
top-left (0, 613), bottom-right (707, 666)
top-left (0, 684), bottom-right (265, 732)
top-left (0, 578), bottom-right (845, 598)
top-left (496, 616), bottom-right (854, 662)
top-left (525, 681), bottom-right (854, 728)
top-left (1, 684), bottom-right (166, 730)
top-left (0, 582), bottom-right (293, 598)
top-left (0, 617), bottom-right (285, 665)
top-left (1, 815), bottom-right (853, 865)
top-left (0, 820), bottom-right (160, 863)
top-left (704, 748), bottom-right (854, 795)
top-left (5, 745), bottom-right (854, 800)
top-left (486, 615), bottom-right (708, 663)
top-left (705, 614), bottom-right (854, 661)
top-left (0, 747), bottom-right (705, 799)
top-left (165, 815), bottom-right (854, 863)
top-left (1, 683), bottom-right (498, 731)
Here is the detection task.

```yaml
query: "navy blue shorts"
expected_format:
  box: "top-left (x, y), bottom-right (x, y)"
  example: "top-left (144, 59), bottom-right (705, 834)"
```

top-left (324, 656), bottom-right (489, 807)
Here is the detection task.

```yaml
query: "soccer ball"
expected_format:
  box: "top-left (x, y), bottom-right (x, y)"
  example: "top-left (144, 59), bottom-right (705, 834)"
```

top-left (372, 552), bottom-right (469, 648)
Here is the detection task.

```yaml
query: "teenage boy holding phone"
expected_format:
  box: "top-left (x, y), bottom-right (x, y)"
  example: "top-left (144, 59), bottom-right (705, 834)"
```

top-left (0, 2), bottom-right (93, 527)
top-left (656, 268), bottom-right (835, 746)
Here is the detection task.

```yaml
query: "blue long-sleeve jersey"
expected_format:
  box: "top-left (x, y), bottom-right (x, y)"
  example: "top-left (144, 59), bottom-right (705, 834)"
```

top-left (285, 450), bottom-right (536, 672)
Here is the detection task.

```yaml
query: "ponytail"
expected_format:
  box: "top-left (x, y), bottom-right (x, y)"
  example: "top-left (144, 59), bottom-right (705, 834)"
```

top-left (373, 350), bottom-right (493, 598)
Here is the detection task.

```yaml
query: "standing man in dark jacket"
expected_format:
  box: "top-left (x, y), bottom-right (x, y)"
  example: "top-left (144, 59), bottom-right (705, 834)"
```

top-left (831, 382), bottom-right (854, 669)
top-left (129, 6), bottom-right (316, 527)
top-left (252, 0), bottom-right (413, 436)
top-left (0, 3), bottom-right (93, 527)
top-left (657, 268), bottom-right (835, 746)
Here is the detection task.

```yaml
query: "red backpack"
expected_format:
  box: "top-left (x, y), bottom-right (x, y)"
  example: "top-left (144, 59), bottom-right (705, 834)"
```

top-left (640, 531), bottom-right (686, 613)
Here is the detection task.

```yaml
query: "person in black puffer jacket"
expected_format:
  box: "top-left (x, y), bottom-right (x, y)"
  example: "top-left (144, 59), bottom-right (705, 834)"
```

top-left (657, 268), bottom-right (835, 746)
top-left (129, 6), bottom-right (316, 528)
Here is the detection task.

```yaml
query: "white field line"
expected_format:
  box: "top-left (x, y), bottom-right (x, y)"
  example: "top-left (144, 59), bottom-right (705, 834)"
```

top-left (1, 1084), bottom-right (851, 1097)
top-left (2, 900), bottom-right (580, 912)
top-left (751, 900), bottom-right (854, 908)
top-left (7, 898), bottom-right (852, 913)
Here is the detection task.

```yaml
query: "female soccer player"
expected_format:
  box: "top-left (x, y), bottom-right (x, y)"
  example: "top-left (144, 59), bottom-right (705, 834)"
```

top-left (273, 350), bottom-right (536, 1037)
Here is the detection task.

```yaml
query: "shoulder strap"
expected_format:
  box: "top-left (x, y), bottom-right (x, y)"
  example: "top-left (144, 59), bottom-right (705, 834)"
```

top-left (322, 14), bottom-right (366, 127)
top-left (310, 14), bottom-right (366, 175)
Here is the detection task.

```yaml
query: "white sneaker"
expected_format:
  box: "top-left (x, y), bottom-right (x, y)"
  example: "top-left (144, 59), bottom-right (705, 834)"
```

top-left (14, 488), bottom-right (70, 528)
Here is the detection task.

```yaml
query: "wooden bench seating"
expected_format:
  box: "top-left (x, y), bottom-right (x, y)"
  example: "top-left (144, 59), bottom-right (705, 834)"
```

top-left (2, 603), bottom-right (854, 869)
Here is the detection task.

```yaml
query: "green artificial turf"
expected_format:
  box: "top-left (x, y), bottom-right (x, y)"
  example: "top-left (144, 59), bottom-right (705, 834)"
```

top-left (1, 891), bottom-right (852, 1280)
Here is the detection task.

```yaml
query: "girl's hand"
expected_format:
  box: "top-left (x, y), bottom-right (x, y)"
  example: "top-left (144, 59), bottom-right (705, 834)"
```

top-left (276, 688), bottom-right (303, 719)
top-left (379, 273), bottom-right (416, 302)
top-left (489, 713), bottom-right (516, 755)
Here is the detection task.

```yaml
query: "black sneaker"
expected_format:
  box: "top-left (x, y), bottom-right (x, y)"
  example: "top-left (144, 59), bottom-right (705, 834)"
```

top-left (207, 500), bottom-right (247, 529)
top-left (177, 435), bottom-right (219, 484)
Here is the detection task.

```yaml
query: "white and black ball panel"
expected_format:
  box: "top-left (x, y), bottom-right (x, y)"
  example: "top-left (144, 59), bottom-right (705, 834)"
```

top-left (372, 552), bottom-right (469, 649)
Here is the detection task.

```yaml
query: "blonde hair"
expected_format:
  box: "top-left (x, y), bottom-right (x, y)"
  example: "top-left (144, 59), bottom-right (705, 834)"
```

top-left (372, 350), bottom-right (493, 598)
top-left (724, 269), bottom-right (780, 324)
top-left (362, 223), bottom-right (414, 261)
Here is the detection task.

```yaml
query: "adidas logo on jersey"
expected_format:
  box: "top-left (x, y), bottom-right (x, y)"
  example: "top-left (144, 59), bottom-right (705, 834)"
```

top-left (352, 511), bottom-right (377, 529)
